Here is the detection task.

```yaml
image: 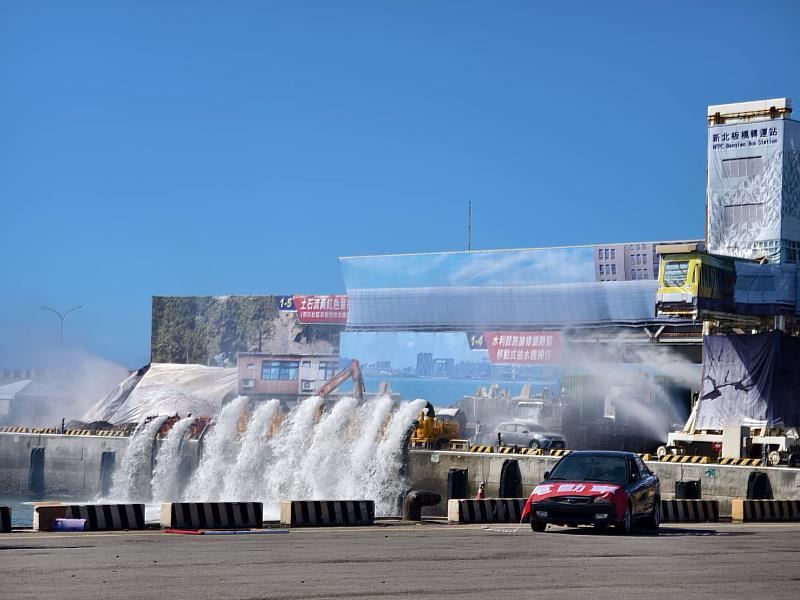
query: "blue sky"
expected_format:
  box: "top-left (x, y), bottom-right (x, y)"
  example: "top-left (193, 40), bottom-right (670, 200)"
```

top-left (340, 246), bottom-right (598, 288)
top-left (1, 1), bottom-right (798, 369)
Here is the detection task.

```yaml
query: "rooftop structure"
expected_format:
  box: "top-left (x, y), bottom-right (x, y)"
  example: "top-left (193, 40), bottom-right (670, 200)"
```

top-left (706, 97), bottom-right (800, 263)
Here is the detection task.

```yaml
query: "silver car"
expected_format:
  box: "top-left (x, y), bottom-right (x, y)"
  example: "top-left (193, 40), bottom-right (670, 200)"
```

top-left (494, 421), bottom-right (566, 450)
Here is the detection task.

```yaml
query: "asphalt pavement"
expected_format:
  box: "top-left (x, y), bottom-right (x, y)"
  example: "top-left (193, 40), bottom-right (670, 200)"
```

top-left (2, 522), bottom-right (800, 599)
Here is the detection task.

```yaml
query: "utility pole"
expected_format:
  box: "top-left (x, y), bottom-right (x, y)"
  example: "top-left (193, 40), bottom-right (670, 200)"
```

top-left (41, 305), bottom-right (82, 363)
top-left (467, 199), bottom-right (472, 251)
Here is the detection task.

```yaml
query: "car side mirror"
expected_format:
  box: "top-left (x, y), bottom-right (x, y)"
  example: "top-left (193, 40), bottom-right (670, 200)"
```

top-left (543, 471), bottom-right (550, 480)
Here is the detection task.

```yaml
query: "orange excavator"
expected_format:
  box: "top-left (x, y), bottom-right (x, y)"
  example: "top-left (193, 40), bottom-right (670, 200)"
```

top-left (316, 360), bottom-right (365, 401)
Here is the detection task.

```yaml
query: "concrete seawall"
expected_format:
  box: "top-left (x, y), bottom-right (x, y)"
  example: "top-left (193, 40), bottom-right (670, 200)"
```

top-left (408, 450), bottom-right (800, 517)
top-left (4, 432), bottom-right (800, 518)
top-left (0, 432), bottom-right (131, 498)
top-left (0, 431), bottom-right (200, 499)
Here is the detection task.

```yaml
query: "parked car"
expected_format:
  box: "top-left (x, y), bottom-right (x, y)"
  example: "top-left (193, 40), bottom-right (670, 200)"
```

top-left (493, 421), bottom-right (566, 450)
top-left (521, 450), bottom-right (660, 534)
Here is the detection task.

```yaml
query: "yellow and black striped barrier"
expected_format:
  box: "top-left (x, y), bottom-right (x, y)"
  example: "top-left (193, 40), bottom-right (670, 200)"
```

top-left (0, 426), bottom-right (31, 433)
top-left (661, 499), bottom-right (719, 522)
top-left (719, 457), bottom-right (763, 467)
top-left (487, 447), bottom-right (570, 457)
top-left (732, 499), bottom-right (800, 522)
top-left (0, 426), bottom-right (130, 437)
top-left (496, 446), bottom-right (537, 455)
top-left (659, 455), bottom-right (710, 464)
top-left (448, 498), bottom-right (526, 524)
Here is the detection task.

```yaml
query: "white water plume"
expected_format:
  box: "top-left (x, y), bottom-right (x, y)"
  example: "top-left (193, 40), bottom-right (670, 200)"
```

top-left (299, 396), bottom-right (359, 499)
top-left (151, 416), bottom-right (194, 501)
top-left (222, 399), bottom-right (281, 500)
top-left (108, 415), bottom-right (169, 502)
top-left (340, 395), bottom-right (396, 497)
top-left (261, 395), bottom-right (325, 513)
top-left (359, 398), bottom-right (426, 515)
top-left (133, 394), bottom-right (426, 519)
top-left (183, 395), bottom-right (247, 501)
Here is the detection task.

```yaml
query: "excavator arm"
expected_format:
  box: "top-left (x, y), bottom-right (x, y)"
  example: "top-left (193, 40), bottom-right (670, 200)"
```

top-left (317, 360), bottom-right (365, 401)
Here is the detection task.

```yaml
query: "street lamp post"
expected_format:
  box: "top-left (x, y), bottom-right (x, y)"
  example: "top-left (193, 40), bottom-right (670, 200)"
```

top-left (41, 305), bottom-right (82, 362)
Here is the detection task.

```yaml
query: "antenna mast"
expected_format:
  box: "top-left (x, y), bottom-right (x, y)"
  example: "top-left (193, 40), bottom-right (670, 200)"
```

top-left (467, 199), bottom-right (472, 251)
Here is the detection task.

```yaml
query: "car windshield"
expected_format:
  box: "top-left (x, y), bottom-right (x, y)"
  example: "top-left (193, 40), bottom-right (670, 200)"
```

top-left (547, 455), bottom-right (628, 483)
top-left (515, 405), bottom-right (541, 419)
top-left (664, 260), bottom-right (689, 288)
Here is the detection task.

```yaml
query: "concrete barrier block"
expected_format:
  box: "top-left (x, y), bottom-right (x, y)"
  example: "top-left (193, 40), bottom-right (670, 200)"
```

top-left (280, 500), bottom-right (375, 526)
top-left (732, 498), bottom-right (800, 522)
top-left (660, 499), bottom-right (719, 522)
top-left (0, 506), bottom-right (10, 532)
top-left (161, 502), bottom-right (263, 529)
top-left (33, 504), bottom-right (68, 531)
top-left (34, 503), bottom-right (145, 531)
top-left (65, 504), bottom-right (144, 530)
top-left (447, 498), bottom-right (526, 524)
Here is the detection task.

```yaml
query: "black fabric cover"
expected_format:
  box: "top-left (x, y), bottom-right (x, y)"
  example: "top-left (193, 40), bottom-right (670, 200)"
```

top-left (746, 472), bottom-right (773, 500)
top-left (447, 468), bottom-right (468, 500)
top-left (675, 480), bottom-right (702, 500)
top-left (697, 331), bottom-right (800, 429)
top-left (498, 460), bottom-right (523, 498)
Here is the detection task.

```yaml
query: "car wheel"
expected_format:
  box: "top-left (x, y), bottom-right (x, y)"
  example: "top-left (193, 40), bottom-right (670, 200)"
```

top-left (646, 500), bottom-right (660, 531)
top-left (530, 521), bottom-right (546, 532)
top-left (615, 506), bottom-right (632, 535)
top-left (528, 440), bottom-right (540, 450)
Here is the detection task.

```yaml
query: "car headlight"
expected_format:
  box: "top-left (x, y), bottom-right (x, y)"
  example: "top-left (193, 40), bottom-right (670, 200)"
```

top-left (593, 494), bottom-right (614, 504)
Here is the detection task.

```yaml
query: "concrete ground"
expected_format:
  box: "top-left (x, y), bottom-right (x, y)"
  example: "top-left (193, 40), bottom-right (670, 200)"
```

top-left (2, 522), bottom-right (800, 599)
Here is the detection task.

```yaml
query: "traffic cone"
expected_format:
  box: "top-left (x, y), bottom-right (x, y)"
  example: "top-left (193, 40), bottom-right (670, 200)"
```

top-left (475, 482), bottom-right (485, 500)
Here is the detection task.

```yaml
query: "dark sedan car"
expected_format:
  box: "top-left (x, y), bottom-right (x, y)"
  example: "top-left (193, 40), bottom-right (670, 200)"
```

top-left (521, 450), bottom-right (660, 534)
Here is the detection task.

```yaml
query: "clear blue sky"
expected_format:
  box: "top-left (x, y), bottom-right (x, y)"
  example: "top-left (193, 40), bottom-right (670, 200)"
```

top-left (1, 1), bottom-right (797, 369)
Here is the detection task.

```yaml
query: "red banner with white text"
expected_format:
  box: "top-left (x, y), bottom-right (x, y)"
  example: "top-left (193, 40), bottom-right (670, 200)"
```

top-left (294, 295), bottom-right (349, 324)
top-left (485, 331), bottom-right (560, 364)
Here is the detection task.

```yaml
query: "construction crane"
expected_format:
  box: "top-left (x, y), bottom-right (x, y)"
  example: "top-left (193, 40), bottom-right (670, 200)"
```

top-left (316, 359), bottom-right (365, 401)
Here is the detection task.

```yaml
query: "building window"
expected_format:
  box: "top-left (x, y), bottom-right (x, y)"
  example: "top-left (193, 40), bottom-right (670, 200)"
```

top-left (604, 249), bottom-right (610, 260)
top-left (598, 249), bottom-right (603, 259)
top-left (599, 264), bottom-right (605, 275)
top-left (722, 156), bottom-right (763, 178)
top-left (611, 264), bottom-right (616, 275)
top-left (261, 360), bottom-right (299, 381)
top-left (610, 249), bottom-right (616, 259)
top-left (318, 361), bottom-right (339, 381)
top-left (725, 203), bottom-right (764, 225)
top-left (242, 378), bottom-right (255, 389)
